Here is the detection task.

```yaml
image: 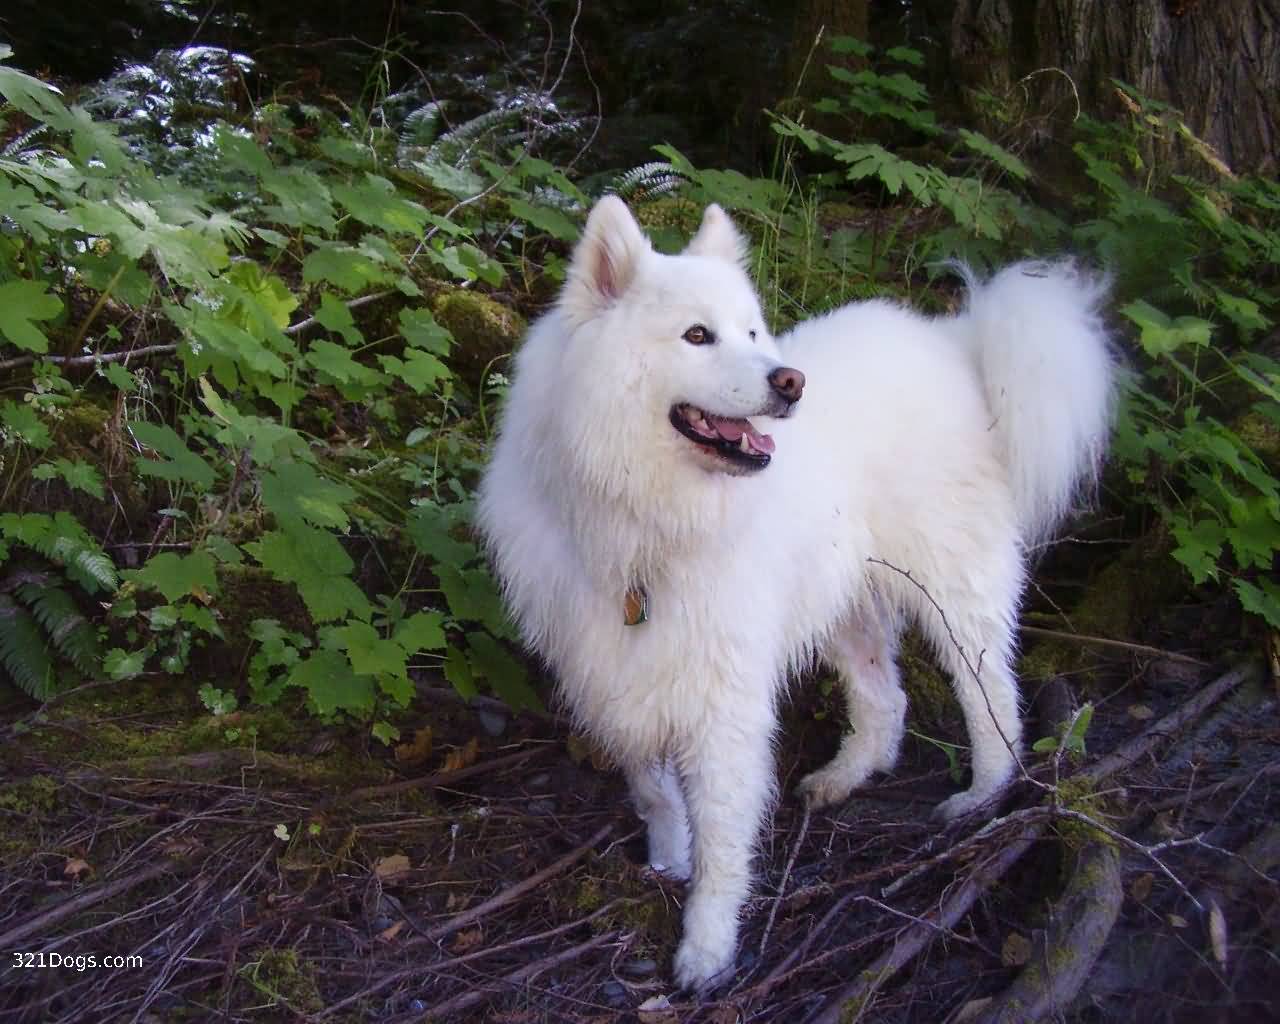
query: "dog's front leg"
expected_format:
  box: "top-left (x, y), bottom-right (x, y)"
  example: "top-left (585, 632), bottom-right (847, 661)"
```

top-left (626, 758), bottom-right (692, 881)
top-left (672, 718), bottom-right (774, 991)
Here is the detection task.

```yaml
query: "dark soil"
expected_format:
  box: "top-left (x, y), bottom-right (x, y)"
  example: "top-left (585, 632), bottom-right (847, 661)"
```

top-left (1, 623), bottom-right (1277, 1023)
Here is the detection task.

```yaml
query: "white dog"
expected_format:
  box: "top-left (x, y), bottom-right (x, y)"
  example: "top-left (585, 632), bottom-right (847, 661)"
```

top-left (478, 197), bottom-right (1114, 989)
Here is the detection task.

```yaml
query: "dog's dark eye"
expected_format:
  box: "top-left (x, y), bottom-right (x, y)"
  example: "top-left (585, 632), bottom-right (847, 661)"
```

top-left (683, 325), bottom-right (714, 345)
top-left (749, 329), bottom-right (758, 341)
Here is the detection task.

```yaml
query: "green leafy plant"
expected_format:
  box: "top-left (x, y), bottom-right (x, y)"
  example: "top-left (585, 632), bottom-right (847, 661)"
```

top-left (0, 45), bottom-right (566, 728)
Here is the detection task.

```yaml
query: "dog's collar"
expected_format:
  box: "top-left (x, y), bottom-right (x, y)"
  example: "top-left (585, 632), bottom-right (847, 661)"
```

top-left (623, 586), bottom-right (648, 626)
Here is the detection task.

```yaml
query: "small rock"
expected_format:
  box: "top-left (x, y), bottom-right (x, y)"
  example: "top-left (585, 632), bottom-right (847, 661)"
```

top-left (527, 797), bottom-right (557, 815)
top-left (621, 957), bottom-right (658, 979)
top-left (527, 771), bottom-right (551, 789)
top-left (476, 708), bottom-right (507, 737)
top-left (369, 915), bottom-right (394, 933)
top-left (601, 980), bottom-right (627, 1008)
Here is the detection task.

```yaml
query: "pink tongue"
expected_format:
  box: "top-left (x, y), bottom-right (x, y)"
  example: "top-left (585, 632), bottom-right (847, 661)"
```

top-left (707, 414), bottom-right (775, 455)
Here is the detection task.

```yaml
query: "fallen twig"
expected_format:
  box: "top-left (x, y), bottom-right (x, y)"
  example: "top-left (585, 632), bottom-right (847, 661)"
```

top-left (334, 744), bottom-right (555, 809)
top-left (404, 822), bottom-right (613, 946)
top-left (401, 929), bottom-right (621, 1021)
top-left (1079, 661), bottom-right (1260, 785)
top-left (757, 803), bottom-right (811, 963)
top-left (0, 860), bottom-right (180, 949)
top-left (318, 900), bottom-right (624, 1019)
top-left (1019, 624), bottom-right (1209, 666)
top-left (806, 824), bottom-right (1043, 1024)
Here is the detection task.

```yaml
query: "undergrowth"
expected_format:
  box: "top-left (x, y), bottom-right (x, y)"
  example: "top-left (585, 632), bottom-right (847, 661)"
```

top-left (0, 36), bottom-right (1275, 739)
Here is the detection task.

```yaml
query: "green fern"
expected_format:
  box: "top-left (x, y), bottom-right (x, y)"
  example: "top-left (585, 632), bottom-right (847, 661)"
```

top-left (399, 101), bottom-right (445, 148)
top-left (611, 161), bottom-right (688, 203)
top-left (16, 578), bottom-right (102, 674)
top-left (0, 512), bottom-right (119, 594)
top-left (0, 593), bottom-right (56, 699)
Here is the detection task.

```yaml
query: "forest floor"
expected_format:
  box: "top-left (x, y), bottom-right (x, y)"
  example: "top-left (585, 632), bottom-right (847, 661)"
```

top-left (2, 608), bottom-right (1278, 1024)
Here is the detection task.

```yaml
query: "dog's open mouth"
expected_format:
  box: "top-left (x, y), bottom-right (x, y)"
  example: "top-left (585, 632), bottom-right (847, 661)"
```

top-left (669, 403), bottom-right (775, 470)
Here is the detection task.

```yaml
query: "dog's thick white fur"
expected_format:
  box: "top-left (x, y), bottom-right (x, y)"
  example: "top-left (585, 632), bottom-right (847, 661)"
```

top-left (478, 197), bottom-right (1115, 989)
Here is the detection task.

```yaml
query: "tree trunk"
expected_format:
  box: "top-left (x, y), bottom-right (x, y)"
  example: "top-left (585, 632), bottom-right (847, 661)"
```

top-left (947, 0), bottom-right (1280, 175)
top-left (784, 0), bottom-right (871, 106)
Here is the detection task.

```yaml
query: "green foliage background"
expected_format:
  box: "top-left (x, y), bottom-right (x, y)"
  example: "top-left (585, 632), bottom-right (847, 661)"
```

top-left (1, 38), bottom-right (1276, 737)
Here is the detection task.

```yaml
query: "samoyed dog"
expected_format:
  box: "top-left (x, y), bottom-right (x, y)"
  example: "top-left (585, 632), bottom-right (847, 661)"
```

top-left (478, 196), bottom-right (1114, 989)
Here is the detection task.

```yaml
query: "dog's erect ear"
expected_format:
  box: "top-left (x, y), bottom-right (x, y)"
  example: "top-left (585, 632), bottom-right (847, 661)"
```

top-left (564, 196), bottom-right (650, 312)
top-left (684, 204), bottom-right (747, 265)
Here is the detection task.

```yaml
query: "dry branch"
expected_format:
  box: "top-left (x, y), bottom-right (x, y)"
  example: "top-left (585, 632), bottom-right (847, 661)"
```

top-left (0, 860), bottom-right (180, 949)
top-left (806, 824), bottom-right (1043, 1024)
top-left (334, 744), bottom-right (554, 808)
top-left (1079, 660), bottom-right (1260, 784)
top-left (974, 842), bottom-right (1123, 1023)
top-left (404, 822), bottom-right (613, 946)
top-left (404, 929), bottom-right (621, 1021)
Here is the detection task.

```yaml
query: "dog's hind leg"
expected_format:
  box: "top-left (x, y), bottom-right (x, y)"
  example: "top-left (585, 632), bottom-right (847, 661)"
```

top-left (920, 590), bottom-right (1023, 820)
top-left (626, 759), bottom-right (692, 881)
top-left (796, 612), bottom-right (907, 808)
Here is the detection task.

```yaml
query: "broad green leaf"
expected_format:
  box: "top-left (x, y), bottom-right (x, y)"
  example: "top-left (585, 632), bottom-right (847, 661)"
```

top-left (394, 611), bottom-right (447, 654)
top-left (198, 378), bottom-right (311, 464)
top-left (1121, 300), bottom-right (1213, 357)
top-left (466, 633), bottom-right (541, 712)
top-left (0, 179), bottom-right (73, 243)
top-left (334, 621), bottom-right (407, 679)
top-left (306, 340), bottom-right (383, 388)
top-left (405, 503), bottom-right (477, 566)
top-left (0, 61), bottom-right (67, 122)
top-left (399, 307), bottom-right (453, 355)
top-left (132, 551), bottom-right (218, 603)
top-left (443, 643), bottom-right (478, 698)
top-left (437, 564), bottom-right (513, 638)
top-left (1211, 288), bottom-right (1270, 340)
top-left (260, 461), bottom-right (356, 530)
top-left (315, 293), bottom-right (364, 346)
top-left (221, 263), bottom-right (299, 331)
top-left (332, 174), bottom-right (429, 236)
top-left (1169, 516), bottom-right (1226, 583)
top-left (129, 422), bottom-right (217, 490)
top-left (885, 45), bottom-right (925, 66)
top-left (0, 280), bottom-right (62, 352)
top-left (288, 649), bottom-right (374, 715)
top-left (31, 458), bottom-right (105, 500)
top-left (828, 36), bottom-right (873, 57)
top-left (378, 350), bottom-right (451, 393)
top-left (104, 647), bottom-right (147, 681)
top-left (302, 243), bottom-right (394, 293)
top-left (261, 166), bottom-right (336, 232)
top-left (507, 197), bottom-right (580, 242)
top-left (1233, 578), bottom-right (1280, 629)
top-left (214, 126), bottom-right (275, 177)
top-left (245, 525), bottom-right (371, 623)
top-left (378, 671), bottom-right (415, 706)
top-left (0, 400), bottom-right (53, 449)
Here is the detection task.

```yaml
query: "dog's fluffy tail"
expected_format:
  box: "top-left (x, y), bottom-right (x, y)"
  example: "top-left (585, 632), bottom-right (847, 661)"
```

top-left (951, 261), bottom-right (1116, 548)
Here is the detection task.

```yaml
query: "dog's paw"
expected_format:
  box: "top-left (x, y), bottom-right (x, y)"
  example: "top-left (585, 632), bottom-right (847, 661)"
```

top-left (796, 766), bottom-right (855, 809)
top-left (672, 934), bottom-right (735, 993)
top-left (932, 787), bottom-right (999, 823)
top-left (643, 858), bottom-right (692, 883)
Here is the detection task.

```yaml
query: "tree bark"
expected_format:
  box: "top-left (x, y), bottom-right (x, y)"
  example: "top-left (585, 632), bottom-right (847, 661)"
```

top-left (785, 0), bottom-right (871, 105)
top-left (947, 0), bottom-right (1280, 175)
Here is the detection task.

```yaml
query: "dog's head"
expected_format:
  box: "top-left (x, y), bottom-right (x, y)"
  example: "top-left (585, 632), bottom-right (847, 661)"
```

top-left (558, 197), bottom-right (804, 477)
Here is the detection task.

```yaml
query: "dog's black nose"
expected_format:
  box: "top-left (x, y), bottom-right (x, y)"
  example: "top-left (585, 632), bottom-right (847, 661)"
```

top-left (768, 366), bottom-right (805, 404)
